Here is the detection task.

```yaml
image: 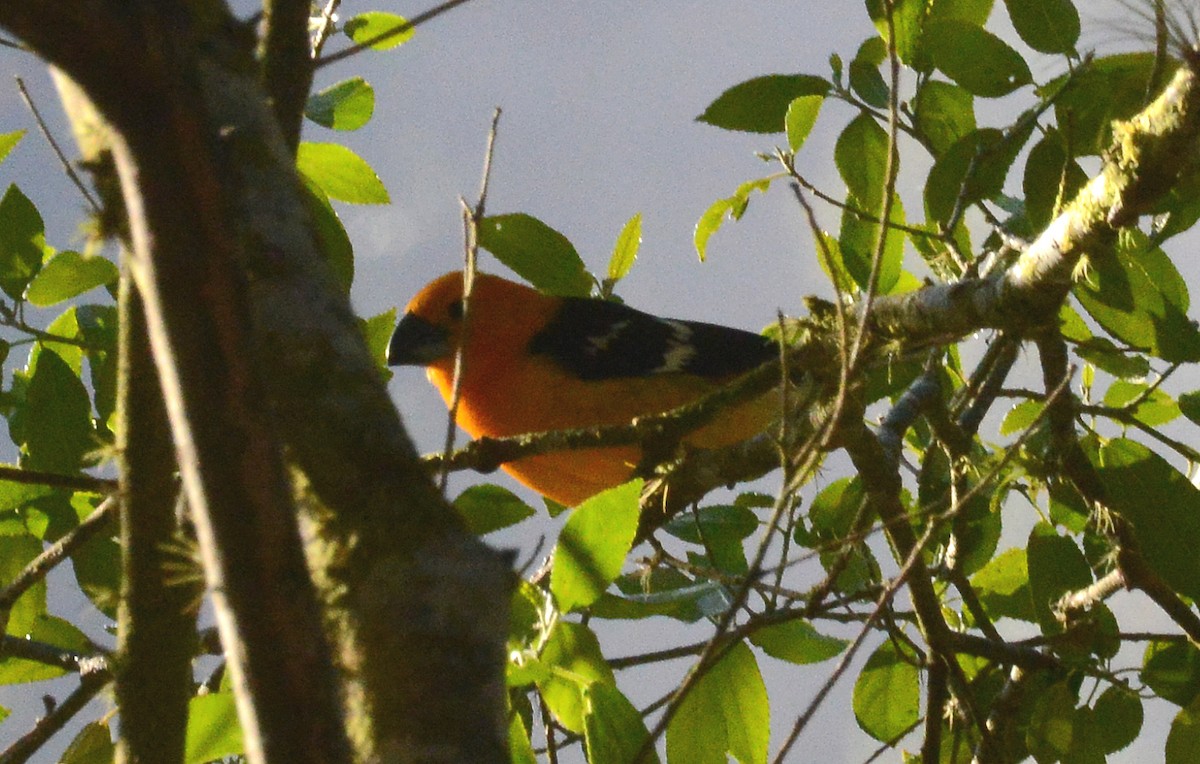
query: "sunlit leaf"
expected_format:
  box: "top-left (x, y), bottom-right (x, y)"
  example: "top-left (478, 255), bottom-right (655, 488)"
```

top-left (924, 20), bottom-right (1032, 97)
top-left (698, 74), bottom-right (830, 133)
top-left (583, 683), bottom-right (659, 764)
top-left (551, 479), bottom-right (641, 612)
top-left (185, 693), bottom-right (243, 764)
top-left (344, 12), bottom-right (413, 50)
top-left (607, 213), bottom-right (642, 283)
top-left (1090, 439), bottom-right (1200, 601)
top-left (853, 639), bottom-right (919, 742)
top-left (25, 251), bottom-right (117, 307)
top-left (297, 141), bottom-right (389, 204)
top-left (748, 620), bottom-right (848, 665)
top-left (537, 621), bottom-right (614, 733)
top-left (454, 483), bottom-right (536, 535)
top-left (478, 213), bottom-right (591, 297)
top-left (1004, 0), bottom-right (1080, 54)
top-left (305, 77), bottom-right (375, 131)
top-left (667, 641), bottom-right (769, 764)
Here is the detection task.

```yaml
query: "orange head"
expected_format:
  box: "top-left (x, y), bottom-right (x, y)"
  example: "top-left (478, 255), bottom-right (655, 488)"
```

top-left (387, 271), bottom-right (559, 380)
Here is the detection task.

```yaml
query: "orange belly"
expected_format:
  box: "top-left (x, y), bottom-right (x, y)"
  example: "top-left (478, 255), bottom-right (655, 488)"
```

top-left (429, 359), bottom-right (778, 506)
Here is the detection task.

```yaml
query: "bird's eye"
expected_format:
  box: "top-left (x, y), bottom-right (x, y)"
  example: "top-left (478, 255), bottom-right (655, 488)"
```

top-left (448, 299), bottom-right (464, 319)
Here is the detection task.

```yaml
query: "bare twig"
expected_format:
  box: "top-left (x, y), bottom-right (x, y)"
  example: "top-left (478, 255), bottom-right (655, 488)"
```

top-left (0, 497), bottom-right (117, 631)
top-left (315, 0), bottom-right (479, 68)
top-left (0, 465), bottom-right (116, 493)
top-left (15, 76), bottom-right (100, 213)
top-left (439, 108), bottom-right (501, 493)
top-left (0, 667), bottom-right (109, 764)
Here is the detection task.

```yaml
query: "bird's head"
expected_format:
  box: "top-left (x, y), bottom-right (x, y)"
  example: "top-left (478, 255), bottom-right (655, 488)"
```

top-left (387, 271), bottom-right (554, 371)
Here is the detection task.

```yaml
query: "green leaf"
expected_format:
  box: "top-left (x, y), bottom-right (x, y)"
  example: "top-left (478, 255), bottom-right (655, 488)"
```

top-left (865, 0), bottom-right (930, 67)
top-left (667, 641), bottom-right (769, 764)
top-left (551, 479), bottom-right (641, 612)
top-left (296, 141), bottom-right (389, 204)
top-left (1026, 681), bottom-right (1076, 760)
top-left (929, 0), bottom-right (995, 25)
top-left (1092, 685), bottom-right (1142, 753)
top-left (509, 711), bottom-right (537, 764)
top-left (1047, 53), bottom-right (1162, 155)
top-left (343, 11), bottom-right (413, 50)
top-left (663, 504), bottom-right (757, 545)
top-left (60, 721), bottom-right (114, 764)
top-left (72, 505), bottom-right (121, 618)
top-left (1023, 130), bottom-right (1087, 230)
top-left (607, 213), bottom-right (642, 283)
top-left (1089, 439), bottom-right (1200, 601)
top-left (925, 126), bottom-right (1032, 224)
top-left (924, 20), bottom-right (1032, 97)
top-left (477, 213), bottom-right (591, 297)
top-left (0, 184), bottom-right (45, 300)
top-left (592, 568), bottom-right (721, 622)
top-left (748, 619), bottom-right (848, 664)
top-left (25, 251), bottom-right (118, 306)
top-left (185, 693), bottom-right (243, 764)
top-left (78, 304), bottom-right (119, 431)
top-left (305, 77), bottom-right (375, 131)
top-left (537, 621), bottom-right (614, 733)
top-left (24, 349), bottom-right (93, 474)
top-left (1168, 694), bottom-right (1200, 764)
top-left (34, 307), bottom-right (83, 375)
top-left (1004, 0), bottom-right (1080, 54)
top-left (0, 534), bottom-right (46, 637)
top-left (785, 95), bottom-right (823, 152)
top-left (0, 130), bottom-right (25, 165)
top-left (1026, 522), bottom-right (1091, 635)
top-left (811, 230), bottom-right (855, 293)
top-left (1074, 229), bottom-right (1200, 362)
top-left (694, 178), bottom-right (773, 261)
top-left (1180, 390), bottom-right (1200, 425)
top-left (454, 483), bottom-right (536, 535)
top-left (0, 614), bottom-right (90, 684)
top-left (970, 547), bottom-right (1035, 622)
top-left (853, 639), bottom-right (920, 742)
top-left (913, 80), bottom-right (976, 156)
top-left (300, 176), bottom-right (354, 292)
top-left (697, 74), bottom-right (830, 133)
top-left (360, 308), bottom-right (397, 374)
top-left (1075, 338), bottom-right (1150, 380)
top-left (1000, 399), bottom-right (1042, 436)
top-left (1143, 640), bottom-right (1200, 707)
top-left (806, 477), bottom-right (864, 540)
top-left (1103, 380), bottom-right (1180, 427)
top-left (835, 114), bottom-right (890, 208)
top-left (839, 192), bottom-right (905, 294)
top-left (849, 44), bottom-right (889, 108)
top-left (583, 683), bottom-right (659, 764)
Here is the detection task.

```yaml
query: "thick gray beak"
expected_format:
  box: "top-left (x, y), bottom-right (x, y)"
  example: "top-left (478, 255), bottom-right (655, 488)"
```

top-left (387, 313), bottom-right (451, 366)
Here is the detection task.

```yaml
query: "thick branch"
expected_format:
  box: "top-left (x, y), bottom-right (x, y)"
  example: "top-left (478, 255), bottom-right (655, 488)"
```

top-left (114, 267), bottom-right (198, 764)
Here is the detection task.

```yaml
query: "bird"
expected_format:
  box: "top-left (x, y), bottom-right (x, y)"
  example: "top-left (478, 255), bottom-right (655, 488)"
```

top-left (387, 271), bottom-right (780, 506)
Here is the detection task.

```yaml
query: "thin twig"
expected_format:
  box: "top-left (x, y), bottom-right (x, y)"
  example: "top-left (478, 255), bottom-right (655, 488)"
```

top-left (15, 76), bottom-right (100, 213)
top-left (846, 0), bottom-right (902, 370)
top-left (315, 0), bottom-right (478, 68)
top-left (311, 0), bottom-right (342, 58)
top-left (0, 668), bottom-right (109, 764)
top-left (0, 497), bottom-right (117, 627)
top-left (439, 108), bottom-right (501, 493)
top-left (0, 465), bottom-right (117, 493)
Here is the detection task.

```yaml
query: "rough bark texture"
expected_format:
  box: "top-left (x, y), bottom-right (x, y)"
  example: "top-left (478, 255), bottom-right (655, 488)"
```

top-left (0, 2), bottom-right (511, 761)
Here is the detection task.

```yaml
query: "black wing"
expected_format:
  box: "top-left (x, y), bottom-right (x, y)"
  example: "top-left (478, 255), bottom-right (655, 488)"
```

top-left (528, 297), bottom-right (774, 382)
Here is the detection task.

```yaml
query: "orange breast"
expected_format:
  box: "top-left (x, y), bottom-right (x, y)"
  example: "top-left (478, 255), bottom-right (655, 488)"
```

top-left (427, 353), bottom-right (777, 506)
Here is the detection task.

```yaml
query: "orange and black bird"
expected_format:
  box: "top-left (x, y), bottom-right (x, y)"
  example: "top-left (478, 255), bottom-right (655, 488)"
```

top-left (388, 271), bottom-right (779, 506)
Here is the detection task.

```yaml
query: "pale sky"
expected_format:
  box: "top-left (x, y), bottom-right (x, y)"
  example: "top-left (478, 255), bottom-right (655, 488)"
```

top-left (0, 1), bottom-right (1188, 761)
